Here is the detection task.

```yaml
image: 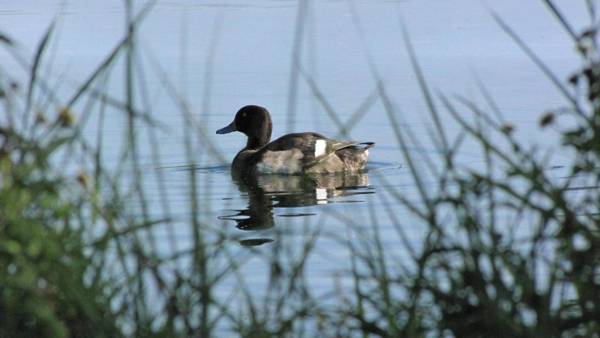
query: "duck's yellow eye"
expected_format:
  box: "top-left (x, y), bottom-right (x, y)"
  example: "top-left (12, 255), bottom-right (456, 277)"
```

top-left (242, 113), bottom-right (247, 118)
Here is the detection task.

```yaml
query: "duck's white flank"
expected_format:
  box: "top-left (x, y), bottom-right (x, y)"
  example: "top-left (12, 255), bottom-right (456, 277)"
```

top-left (256, 149), bottom-right (304, 174)
top-left (314, 139), bottom-right (326, 157)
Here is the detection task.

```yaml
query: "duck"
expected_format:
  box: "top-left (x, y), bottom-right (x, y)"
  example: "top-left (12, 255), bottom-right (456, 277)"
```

top-left (216, 105), bottom-right (374, 174)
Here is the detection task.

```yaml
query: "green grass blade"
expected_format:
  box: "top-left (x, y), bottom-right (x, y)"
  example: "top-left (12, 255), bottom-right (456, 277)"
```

top-left (492, 12), bottom-right (584, 118)
top-left (25, 20), bottom-right (55, 126)
top-left (66, 0), bottom-right (156, 108)
top-left (541, 0), bottom-right (578, 41)
top-left (402, 25), bottom-right (448, 153)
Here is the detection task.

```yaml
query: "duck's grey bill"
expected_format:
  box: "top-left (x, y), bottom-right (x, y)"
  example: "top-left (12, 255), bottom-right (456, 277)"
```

top-left (216, 121), bottom-right (236, 134)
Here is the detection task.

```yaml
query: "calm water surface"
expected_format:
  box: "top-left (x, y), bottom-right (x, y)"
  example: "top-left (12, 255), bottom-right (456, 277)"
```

top-left (0, 0), bottom-right (587, 324)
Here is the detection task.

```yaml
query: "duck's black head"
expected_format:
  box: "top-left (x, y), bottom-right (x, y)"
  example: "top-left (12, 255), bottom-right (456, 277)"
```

top-left (216, 105), bottom-right (273, 150)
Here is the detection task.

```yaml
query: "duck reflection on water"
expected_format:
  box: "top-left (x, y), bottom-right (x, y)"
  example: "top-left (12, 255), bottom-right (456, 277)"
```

top-left (219, 170), bottom-right (373, 246)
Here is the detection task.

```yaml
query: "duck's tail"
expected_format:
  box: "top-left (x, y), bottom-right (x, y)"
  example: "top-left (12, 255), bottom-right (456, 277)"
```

top-left (306, 141), bottom-right (375, 173)
top-left (334, 142), bottom-right (374, 172)
top-left (352, 142), bottom-right (375, 150)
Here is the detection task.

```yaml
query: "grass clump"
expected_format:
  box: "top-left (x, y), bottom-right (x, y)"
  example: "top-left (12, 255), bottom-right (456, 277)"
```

top-left (325, 1), bottom-right (600, 337)
top-left (0, 126), bottom-right (120, 337)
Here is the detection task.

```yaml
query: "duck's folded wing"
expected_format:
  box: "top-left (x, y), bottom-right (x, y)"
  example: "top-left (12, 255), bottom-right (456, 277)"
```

top-left (252, 132), bottom-right (325, 174)
top-left (306, 141), bottom-right (374, 169)
top-left (252, 132), bottom-right (373, 174)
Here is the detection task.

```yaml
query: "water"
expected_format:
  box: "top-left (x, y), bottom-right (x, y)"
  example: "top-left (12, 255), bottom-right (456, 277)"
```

top-left (0, 0), bottom-right (587, 332)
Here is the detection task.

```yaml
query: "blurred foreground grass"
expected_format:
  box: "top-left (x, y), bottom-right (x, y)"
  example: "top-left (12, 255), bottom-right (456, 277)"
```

top-left (1, 0), bottom-right (600, 337)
